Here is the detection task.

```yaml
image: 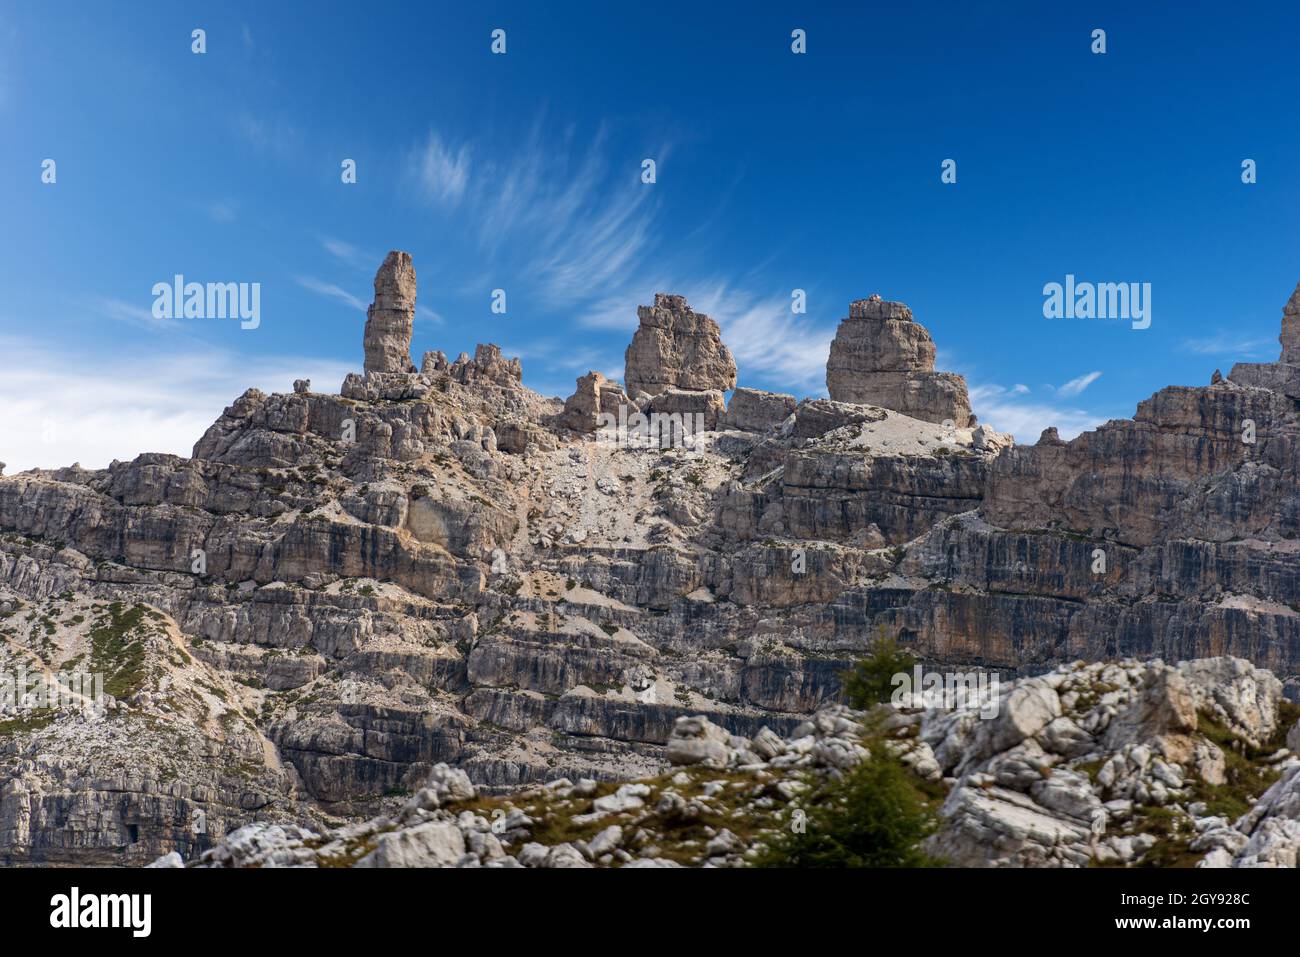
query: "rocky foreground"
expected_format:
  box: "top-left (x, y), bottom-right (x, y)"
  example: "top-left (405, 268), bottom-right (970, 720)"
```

top-left (3, 250), bottom-right (1300, 865)
top-left (145, 655), bottom-right (1300, 869)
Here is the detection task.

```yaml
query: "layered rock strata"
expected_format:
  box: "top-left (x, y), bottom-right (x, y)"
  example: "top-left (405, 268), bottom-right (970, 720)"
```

top-left (6, 253), bottom-right (1300, 868)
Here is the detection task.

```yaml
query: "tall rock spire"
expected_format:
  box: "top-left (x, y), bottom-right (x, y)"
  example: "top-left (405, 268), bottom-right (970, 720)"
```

top-left (363, 251), bottom-right (417, 374)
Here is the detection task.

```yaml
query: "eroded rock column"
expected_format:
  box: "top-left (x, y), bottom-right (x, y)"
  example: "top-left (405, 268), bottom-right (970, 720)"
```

top-left (363, 251), bottom-right (417, 374)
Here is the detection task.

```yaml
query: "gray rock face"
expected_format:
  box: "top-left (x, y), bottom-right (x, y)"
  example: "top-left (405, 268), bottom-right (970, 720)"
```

top-left (560, 371), bottom-right (630, 433)
top-left (363, 251), bottom-right (417, 374)
top-left (825, 295), bottom-right (973, 426)
top-left (356, 821), bottom-right (466, 867)
top-left (722, 388), bottom-right (796, 432)
top-left (185, 657), bottom-right (1300, 870)
top-left (624, 294), bottom-right (736, 397)
top-left (923, 656), bottom-right (1291, 868)
top-left (1229, 284), bottom-right (1300, 397)
top-left (11, 252), bottom-right (1300, 870)
top-left (645, 388), bottom-right (726, 432)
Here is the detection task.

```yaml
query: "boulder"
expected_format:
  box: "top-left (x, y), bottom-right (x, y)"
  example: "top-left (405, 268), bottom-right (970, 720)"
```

top-left (722, 388), bottom-right (797, 432)
top-left (666, 715), bottom-right (733, 768)
top-left (355, 821), bottom-right (466, 868)
top-left (560, 371), bottom-right (630, 433)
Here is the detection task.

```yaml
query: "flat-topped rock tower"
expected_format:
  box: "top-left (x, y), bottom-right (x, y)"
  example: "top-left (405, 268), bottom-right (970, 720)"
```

top-left (825, 294), bottom-right (974, 426)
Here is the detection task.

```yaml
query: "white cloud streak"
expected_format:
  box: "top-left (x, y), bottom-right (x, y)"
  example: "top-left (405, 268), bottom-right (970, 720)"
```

top-left (0, 335), bottom-right (353, 473)
top-left (969, 382), bottom-right (1105, 443)
top-left (409, 132), bottom-right (472, 206)
top-left (1056, 370), bottom-right (1102, 398)
top-left (1180, 333), bottom-right (1274, 359)
top-left (295, 275), bottom-right (367, 312)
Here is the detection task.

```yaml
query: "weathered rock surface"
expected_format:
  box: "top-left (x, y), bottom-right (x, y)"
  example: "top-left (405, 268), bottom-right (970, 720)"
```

top-left (175, 657), bottom-right (1300, 868)
top-left (6, 253), bottom-right (1300, 869)
top-left (624, 294), bottom-right (736, 397)
top-left (1279, 282), bottom-right (1300, 364)
top-left (722, 388), bottom-right (796, 433)
top-left (646, 388), bottom-right (726, 432)
top-left (363, 251), bottom-right (417, 374)
top-left (918, 655), bottom-right (1296, 868)
top-left (559, 371), bottom-right (630, 433)
top-left (825, 295), bottom-right (973, 426)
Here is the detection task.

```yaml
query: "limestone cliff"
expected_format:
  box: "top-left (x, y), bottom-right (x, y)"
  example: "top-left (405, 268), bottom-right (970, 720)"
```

top-left (3, 254), bottom-right (1300, 868)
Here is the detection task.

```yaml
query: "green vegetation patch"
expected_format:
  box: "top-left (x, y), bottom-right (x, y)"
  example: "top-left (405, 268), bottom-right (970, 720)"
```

top-left (88, 602), bottom-right (149, 699)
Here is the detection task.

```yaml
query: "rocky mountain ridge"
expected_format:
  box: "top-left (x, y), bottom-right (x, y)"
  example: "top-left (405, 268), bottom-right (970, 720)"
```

top-left (3, 250), bottom-right (1300, 865)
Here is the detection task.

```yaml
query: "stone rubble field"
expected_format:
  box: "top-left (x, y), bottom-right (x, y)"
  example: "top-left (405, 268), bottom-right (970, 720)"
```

top-left (152, 655), bottom-right (1300, 868)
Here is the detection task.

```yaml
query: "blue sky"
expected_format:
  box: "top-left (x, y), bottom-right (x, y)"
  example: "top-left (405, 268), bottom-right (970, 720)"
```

top-left (3, 1), bottom-right (1300, 470)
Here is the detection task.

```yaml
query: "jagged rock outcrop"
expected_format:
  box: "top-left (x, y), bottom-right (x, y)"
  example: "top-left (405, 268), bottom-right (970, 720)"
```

top-left (1230, 283), bottom-right (1300, 399)
top-left (624, 294), bottom-right (736, 397)
top-left (172, 657), bottom-right (1300, 869)
top-left (825, 295), bottom-right (974, 426)
top-left (423, 344), bottom-right (523, 389)
top-left (559, 371), bottom-right (630, 433)
top-left (1280, 283), bottom-right (1300, 363)
top-left (7, 251), bottom-right (1300, 870)
top-left (363, 251), bottom-right (418, 374)
top-left (646, 388), bottom-right (726, 432)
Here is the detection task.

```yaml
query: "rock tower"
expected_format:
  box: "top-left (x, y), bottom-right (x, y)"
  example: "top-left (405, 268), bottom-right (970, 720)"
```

top-left (825, 294), bottom-right (973, 426)
top-left (363, 251), bottom-right (417, 374)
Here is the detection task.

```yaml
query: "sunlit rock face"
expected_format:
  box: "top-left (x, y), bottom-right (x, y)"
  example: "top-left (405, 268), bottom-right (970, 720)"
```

top-left (825, 295), bottom-right (973, 426)
top-left (6, 253), bottom-right (1300, 867)
top-left (363, 251), bottom-right (417, 375)
top-left (624, 293), bottom-right (736, 398)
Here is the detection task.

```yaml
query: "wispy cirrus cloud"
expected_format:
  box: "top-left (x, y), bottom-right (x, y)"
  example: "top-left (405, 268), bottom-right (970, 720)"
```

top-left (320, 236), bottom-right (371, 270)
top-left (405, 121), bottom-right (662, 311)
top-left (408, 131), bottom-right (472, 206)
top-left (690, 283), bottom-right (833, 393)
top-left (294, 275), bottom-right (367, 312)
top-left (1056, 370), bottom-right (1102, 398)
top-left (400, 120), bottom-right (838, 393)
top-left (233, 111), bottom-right (300, 159)
top-left (1179, 332), bottom-right (1274, 359)
top-left (96, 297), bottom-right (169, 331)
